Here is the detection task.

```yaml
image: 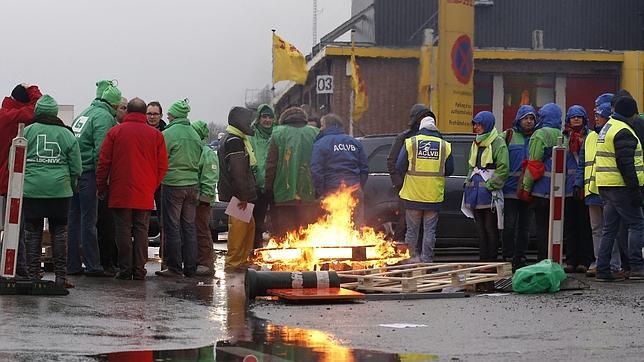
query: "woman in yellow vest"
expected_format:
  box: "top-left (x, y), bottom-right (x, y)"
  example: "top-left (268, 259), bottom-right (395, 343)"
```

top-left (463, 111), bottom-right (509, 262)
top-left (574, 99), bottom-right (621, 277)
top-left (594, 96), bottom-right (644, 281)
top-left (396, 115), bottom-right (454, 263)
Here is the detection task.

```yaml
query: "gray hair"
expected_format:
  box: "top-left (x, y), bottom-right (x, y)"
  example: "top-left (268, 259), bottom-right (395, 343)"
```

top-left (321, 113), bottom-right (344, 129)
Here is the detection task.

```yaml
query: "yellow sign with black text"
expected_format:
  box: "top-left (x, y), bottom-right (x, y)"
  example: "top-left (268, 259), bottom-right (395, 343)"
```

top-left (437, 0), bottom-right (474, 133)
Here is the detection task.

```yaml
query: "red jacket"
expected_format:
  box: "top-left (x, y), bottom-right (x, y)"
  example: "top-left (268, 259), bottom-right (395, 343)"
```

top-left (0, 86), bottom-right (42, 195)
top-left (96, 112), bottom-right (168, 209)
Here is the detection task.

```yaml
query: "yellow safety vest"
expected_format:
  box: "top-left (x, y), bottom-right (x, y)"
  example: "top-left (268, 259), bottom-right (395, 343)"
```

top-left (399, 134), bottom-right (452, 203)
top-left (595, 118), bottom-right (644, 187)
top-left (583, 131), bottom-right (599, 196)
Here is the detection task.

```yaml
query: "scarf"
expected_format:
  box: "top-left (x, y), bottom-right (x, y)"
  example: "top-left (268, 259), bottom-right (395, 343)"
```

top-left (564, 124), bottom-right (584, 155)
top-left (253, 122), bottom-right (273, 140)
top-left (34, 115), bottom-right (74, 134)
top-left (468, 128), bottom-right (499, 167)
top-left (226, 125), bottom-right (257, 167)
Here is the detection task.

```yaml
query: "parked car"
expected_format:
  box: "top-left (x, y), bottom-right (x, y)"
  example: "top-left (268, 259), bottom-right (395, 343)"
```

top-left (359, 133), bottom-right (480, 248)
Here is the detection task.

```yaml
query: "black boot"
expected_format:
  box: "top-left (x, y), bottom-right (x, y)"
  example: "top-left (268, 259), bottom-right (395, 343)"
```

top-left (52, 224), bottom-right (69, 284)
top-left (24, 220), bottom-right (43, 280)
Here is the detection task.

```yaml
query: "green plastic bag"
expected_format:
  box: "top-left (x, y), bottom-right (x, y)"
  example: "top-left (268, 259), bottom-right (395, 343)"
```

top-left (512, 259), bottom-right (567, 294)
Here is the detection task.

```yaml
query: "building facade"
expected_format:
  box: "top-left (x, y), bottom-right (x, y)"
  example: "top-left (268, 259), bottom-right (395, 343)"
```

top-left (275, 0), bottom-right (644, 135)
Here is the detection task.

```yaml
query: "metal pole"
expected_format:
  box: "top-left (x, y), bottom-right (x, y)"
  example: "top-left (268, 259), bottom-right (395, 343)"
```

top-left (349, 30), bottom-right (355, 137)
top-left (547, 136), bottom-right (566, 264)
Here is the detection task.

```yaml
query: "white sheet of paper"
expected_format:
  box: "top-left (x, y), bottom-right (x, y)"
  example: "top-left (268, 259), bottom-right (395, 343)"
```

top-left (225, 196), bottom-right (254, 223)
top-left (379, 323), bottom-right (427, 329)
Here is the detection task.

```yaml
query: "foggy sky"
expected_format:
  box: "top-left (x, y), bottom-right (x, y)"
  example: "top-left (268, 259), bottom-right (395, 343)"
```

top-left (0, 0), bottom-right (350, 124)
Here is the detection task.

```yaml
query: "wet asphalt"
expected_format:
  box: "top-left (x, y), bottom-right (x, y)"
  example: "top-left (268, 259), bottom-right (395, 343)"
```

top-left (0, 246), bottom-right (642, 361)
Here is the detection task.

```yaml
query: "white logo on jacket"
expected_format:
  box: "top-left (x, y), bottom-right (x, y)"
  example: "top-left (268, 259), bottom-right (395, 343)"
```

top-left (333, 144), bottom-right (356, 152)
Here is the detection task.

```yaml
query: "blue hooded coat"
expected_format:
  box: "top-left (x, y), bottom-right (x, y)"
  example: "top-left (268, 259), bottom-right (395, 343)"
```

top-left (523, 103), bottom-right (564, 198)
top-left (310, 125), bottom-right (369, 196)
top-left (503, 105), bottom-right (536, 198)
top-left (463, 112), bottom-right (509, 209)
top-left (563, 105), bottom-right (589, 196)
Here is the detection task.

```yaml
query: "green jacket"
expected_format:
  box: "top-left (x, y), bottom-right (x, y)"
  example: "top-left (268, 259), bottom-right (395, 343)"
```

top-left (522, 126), bottom-right (561, 192)
top-left (465, 135), bottom-right (509, 191)
top-left (23, 120), bottom-right (82, 198)
top-left (197, 144), bottom-right (219, 203)
top-left (162, 118), bottom-right (203, 186)
top-left (265, 124), bottom-right (319, 203)
top-left (249, 104), bottom-right (275, 191)
top-left (70, 100), bottom-right (117, 173)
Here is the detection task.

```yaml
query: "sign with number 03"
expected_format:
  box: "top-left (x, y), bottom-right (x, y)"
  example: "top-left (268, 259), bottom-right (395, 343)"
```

top-left (316, 75), bottom-right (334, 94)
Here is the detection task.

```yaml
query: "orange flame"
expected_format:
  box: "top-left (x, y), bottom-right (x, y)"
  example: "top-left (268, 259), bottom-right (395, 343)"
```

top-left (253, 184), bottom-right (409, 271)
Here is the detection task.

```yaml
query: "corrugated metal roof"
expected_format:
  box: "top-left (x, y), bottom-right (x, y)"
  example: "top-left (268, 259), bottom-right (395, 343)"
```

top-left (364, 0), bottom-right (643, 50)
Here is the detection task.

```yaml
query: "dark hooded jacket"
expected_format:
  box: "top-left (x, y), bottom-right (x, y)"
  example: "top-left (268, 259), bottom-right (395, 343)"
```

top-left (387, 104), bottom-right (432, 189)
top-left (503, 105), bottom-right (536, 197)
top-left (217, 107), bottom-right (257, 203)
top-left (610, 112), bottom-right (644, 192)
top-left (310, 125), bottom-right (369, 196)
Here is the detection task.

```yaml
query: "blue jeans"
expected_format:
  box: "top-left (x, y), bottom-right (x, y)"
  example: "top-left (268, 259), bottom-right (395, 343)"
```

top-left (405, 209), bottom-right (439, 262)
top-left (67, 171), bottom-right (103, 273)
top-left (162, 185), bottom-right (198, 275)
top-left (597, 188), bottom-right (644, 276)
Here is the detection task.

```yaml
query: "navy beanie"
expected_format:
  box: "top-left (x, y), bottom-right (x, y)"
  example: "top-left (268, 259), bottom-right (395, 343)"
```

top-left (11, 84), bottom-right (29, 103)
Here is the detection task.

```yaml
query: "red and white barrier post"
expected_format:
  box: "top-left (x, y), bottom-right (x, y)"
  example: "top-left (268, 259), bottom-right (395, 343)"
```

top-left (547, 136), bottom-right (566, 264)
top-left (1, 124), bottom-right (27, 278)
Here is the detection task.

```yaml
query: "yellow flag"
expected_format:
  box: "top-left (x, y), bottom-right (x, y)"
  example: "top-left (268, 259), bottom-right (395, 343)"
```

top-left (272, 33), bottom-right (308, 85)
top-left (350, 46), bottom-right (368, 122)
top-left (417, 44), bottom-right (431, 105)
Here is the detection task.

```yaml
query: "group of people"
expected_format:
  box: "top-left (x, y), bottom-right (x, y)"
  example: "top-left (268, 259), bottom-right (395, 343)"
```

top-left (0, 81), bottom-right (372, 284)
top-left (218, 105), bottom-right (369, 271)
top-left (0, 81), bottom-right (221, 287)
top-left (2, 80), bottom-right (642, 285)
top-left (388, 93), bottom-right (644, 282)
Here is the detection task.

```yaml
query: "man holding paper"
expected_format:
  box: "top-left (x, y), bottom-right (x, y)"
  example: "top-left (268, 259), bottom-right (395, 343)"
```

top-left (217, 106), bottom-right (257, 272)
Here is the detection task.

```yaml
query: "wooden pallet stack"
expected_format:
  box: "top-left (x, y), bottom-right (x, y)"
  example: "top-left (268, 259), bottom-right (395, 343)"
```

top-left (338, 262), bottom-right (512, 293)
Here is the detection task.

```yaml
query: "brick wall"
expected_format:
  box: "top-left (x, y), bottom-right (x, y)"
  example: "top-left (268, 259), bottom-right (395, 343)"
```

top-left (329, 56), bottom-right (419, 136)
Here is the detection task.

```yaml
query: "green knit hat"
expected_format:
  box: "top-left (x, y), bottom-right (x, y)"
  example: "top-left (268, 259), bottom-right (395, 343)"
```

top-left (95, 80), bottom-right (114, 99)
top-left (168, 99), bottom-right (191, 118)
top-left (191, 120), bottom-right (209, 141)
top-left (101, 85), bottom-right (122, 106)
top-left (34, 94), bottom-right (59, 118)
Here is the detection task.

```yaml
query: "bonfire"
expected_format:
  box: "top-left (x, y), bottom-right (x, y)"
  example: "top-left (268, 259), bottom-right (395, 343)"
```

top-left (252, 184), bottom-right (409, 271)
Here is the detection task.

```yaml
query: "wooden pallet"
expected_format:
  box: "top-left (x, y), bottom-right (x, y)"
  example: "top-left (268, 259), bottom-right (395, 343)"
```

top-left (337, 262), bottom-right (512, 293)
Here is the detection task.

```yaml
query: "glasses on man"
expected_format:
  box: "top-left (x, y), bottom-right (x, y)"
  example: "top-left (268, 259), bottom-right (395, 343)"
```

top-left (146, 112), bottom-right (160, 116)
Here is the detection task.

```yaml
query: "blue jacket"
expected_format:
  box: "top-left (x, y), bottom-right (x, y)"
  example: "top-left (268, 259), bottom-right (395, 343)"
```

top-left (563, 105), bottom-right (589, 196)
top-left (310, 126), bottom-right (369, 196)
top-left (531, 103), bottom-right (563, 198)
top-left (396, 128), bottom-right (454, 210)
top-left (503, 105), bottom-right (535, 198)
top-left (463, 112), bottom-right (509, 209)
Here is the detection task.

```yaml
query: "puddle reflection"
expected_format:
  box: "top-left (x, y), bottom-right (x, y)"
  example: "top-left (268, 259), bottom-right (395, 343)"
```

top-left (95, 262), bottom-right (437, 361)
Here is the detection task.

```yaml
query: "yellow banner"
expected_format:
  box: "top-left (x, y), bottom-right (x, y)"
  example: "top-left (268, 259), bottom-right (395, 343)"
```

top-left (272, 33), bottom-right (308, 85)
top-left (350, 47), bottom-right (368, 122)
top-left (417, 44), bottom-right (431, 106)
top-left (437, 0), bottom-right (475, 133)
